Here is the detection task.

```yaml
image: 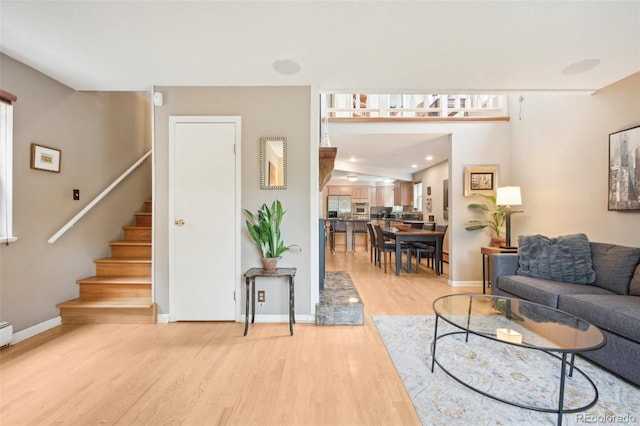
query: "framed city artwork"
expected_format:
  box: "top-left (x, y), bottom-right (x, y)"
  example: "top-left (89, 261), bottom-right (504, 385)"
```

top-left (609, 125), bottom-right (640, 211)
top-left (464, 165), bottom-right (498, 196)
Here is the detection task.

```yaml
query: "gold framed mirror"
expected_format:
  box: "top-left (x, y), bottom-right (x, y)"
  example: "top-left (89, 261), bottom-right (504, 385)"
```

top-left (259, 136), bottom-right (287, 189)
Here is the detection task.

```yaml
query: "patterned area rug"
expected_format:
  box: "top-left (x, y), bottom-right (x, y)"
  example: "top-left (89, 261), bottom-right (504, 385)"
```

top-left (372, 315), bottom-right (640, 425)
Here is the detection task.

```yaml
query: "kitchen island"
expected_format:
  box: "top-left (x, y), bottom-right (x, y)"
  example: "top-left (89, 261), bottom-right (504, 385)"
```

top-left (326, 219), bottom-right (370, 252)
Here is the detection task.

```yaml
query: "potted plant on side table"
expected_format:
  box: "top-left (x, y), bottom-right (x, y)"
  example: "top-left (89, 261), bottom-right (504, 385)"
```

top-left (243, 200), bottom-right (295, 272)
top-left (464, 193), bottom-right (508, 247)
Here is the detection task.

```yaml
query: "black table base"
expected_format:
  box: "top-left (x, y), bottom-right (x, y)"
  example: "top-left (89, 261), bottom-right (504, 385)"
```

top-left (243, 267), bottom-right (296, 336)
top-left (430, 316), bottom-right (599, 426)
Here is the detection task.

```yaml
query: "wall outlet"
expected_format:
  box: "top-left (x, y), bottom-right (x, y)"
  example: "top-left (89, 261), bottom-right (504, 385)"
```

top-left (73, 189), bottom-right (80, 200)
top-left (257, 290), bottom-right (265, 303)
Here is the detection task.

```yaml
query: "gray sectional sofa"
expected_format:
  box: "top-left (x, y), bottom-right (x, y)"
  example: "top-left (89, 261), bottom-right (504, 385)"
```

top-left (490, 234), bottom-right (640, 386)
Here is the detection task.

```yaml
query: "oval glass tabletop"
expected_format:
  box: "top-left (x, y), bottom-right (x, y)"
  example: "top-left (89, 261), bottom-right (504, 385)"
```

top-left (432, 294), bottom-right (606, 353)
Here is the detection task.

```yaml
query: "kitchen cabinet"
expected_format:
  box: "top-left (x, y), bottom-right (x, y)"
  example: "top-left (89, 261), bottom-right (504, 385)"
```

top-left (375, 186), bottom-right (394, 207)
top-left (328, 186), bottom-right (372, 202)
top-left (352, 187), bottom-right (370, 201)
top-left (327, 186), bottom-right (354, 196)
top-left (394, 181), bottom-right (413, 206)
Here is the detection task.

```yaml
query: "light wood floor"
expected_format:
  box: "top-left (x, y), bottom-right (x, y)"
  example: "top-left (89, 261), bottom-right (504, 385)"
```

top-left (0, 249), bottom-right (477, 426)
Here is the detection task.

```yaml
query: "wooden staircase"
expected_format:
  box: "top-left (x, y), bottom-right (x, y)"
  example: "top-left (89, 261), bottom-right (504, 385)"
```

top-left (57, 200), bottom-right (156, 324)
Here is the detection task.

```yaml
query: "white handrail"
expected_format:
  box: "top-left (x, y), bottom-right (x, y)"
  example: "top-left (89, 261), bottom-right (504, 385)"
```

top-left (48, 149), bottom-right (152, 244)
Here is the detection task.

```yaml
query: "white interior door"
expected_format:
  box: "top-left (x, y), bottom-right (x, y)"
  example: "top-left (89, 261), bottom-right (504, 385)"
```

top-left (169, 116), bottom-right (241, 321)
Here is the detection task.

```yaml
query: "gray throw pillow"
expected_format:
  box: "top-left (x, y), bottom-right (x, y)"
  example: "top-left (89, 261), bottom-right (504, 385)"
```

top-left (630, 265), bottom-right (640, 296)
top-left (590, 242), bottom-right (640, 295)
top-left (516, 233), bottom-right (596, 284)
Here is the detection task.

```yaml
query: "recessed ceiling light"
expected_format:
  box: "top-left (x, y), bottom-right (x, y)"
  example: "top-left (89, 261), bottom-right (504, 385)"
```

top-left (411, 164), bottom-right (417, 168)
top-left (272, 59), bottom-right (301, 75)
top-left (561, 59), bottom-right (600, 75)
top-left (349, 156), bottom-right (357, 162)
top-left (347, 175), bottom-right (358, 182)
top-left (426, 155), bottom-right (433, 161)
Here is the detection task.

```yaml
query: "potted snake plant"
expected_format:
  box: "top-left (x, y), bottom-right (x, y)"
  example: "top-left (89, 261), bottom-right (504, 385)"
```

top-left (243, 200), bottom-right (293, 271)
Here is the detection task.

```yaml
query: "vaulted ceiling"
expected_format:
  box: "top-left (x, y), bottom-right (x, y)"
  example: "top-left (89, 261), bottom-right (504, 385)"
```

top-left (2, 1), bottom-right (638, 183)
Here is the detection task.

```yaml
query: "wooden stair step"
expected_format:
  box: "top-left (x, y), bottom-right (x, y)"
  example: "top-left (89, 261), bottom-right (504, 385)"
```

top-left (77, 276), bottom-right (151, 299)
top-left (94, 258), bottom-right (151, 277)
top-left (109, 241), bottom-right (152, 258)
top-left (58, 298), bottom-right (154, 309)
top-left (123, 226), bottom-right (151, 242)
top-left (77, 276), bottom-right (151, 285)
top-left (57, 298), bottom-right (157, 324)
top-left (134, 212), bottom-right (152, 227)
top-left (144, 200), bottom-right (152, 213)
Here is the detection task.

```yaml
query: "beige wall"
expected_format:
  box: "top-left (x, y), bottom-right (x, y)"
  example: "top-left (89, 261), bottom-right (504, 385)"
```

top-left (0, 54), bottom-right (152, 332)
top-left (508, 72), bottom-right (640, 248)
top-left (2, 52), bottom-right (637, 331)
top-left (152, 86), bottom-right (312, 319)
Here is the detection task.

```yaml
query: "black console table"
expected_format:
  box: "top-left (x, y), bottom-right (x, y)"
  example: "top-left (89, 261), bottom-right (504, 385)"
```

top-left (243, 267), bottom-right (297, 336)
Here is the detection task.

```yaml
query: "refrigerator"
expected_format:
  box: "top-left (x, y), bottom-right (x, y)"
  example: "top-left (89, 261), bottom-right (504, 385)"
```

top-left (327, 195), bottom-right (352, 217)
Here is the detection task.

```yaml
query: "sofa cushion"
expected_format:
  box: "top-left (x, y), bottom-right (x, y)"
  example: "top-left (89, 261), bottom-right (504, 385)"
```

top-left (496, 275), bottom-right (614, 308)
top-left (630, 265), bottom-right (640, 296)
top-left (590, 242), bottom-right (640, 295)
top-left (557, 294), bottom-right (640, 344)
top-left (516, 234), bottom-right (595, 284)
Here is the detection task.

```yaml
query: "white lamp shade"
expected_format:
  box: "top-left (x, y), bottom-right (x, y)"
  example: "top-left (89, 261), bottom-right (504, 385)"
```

top-left (496, 186), bottom-right (522, 206)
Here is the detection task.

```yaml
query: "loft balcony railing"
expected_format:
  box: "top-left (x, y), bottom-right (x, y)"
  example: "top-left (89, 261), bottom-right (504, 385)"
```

top-left (323, 94), bottom-right (508, 120)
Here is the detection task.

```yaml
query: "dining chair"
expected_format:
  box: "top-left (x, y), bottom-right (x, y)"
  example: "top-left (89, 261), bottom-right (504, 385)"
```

top-left (366, 223), bottom-right (378, 265)
top-left (374, 224), bottom-right (411, 274)
top-left (435, 224), bottom-right (448, 272)
top-left (422, 224), bottom-right (447, 272)
top-left (330, 220), bottom-right (347, 253)
top-left (411, 223), bottom-right (446, 273)
top-left (422, 222), bottom-right (436, 231)
top-left (353, 220), bottom-right (368, 252)
top-left (412, 243), bottom-right (435, 273)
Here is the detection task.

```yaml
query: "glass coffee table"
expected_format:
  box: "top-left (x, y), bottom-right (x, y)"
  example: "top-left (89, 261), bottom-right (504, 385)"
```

top-left (431, 294), bottom-right (606, 426)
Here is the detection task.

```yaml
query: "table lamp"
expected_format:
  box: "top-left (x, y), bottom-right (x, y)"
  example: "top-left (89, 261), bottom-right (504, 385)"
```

top-left (496, 186), bottom-right (522, 249)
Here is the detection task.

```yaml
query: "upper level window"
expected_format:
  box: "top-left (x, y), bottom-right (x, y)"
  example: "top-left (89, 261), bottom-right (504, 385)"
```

top-left (0, 90), bottom-right (17, 243)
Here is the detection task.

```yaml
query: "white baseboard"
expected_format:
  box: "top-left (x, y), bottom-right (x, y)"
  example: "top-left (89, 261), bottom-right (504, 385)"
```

top-left (160, 314), bottom-right (315, 324)
top-left (9, 313), bottom-right (315, 344)
top-left (251, 314), bottom-right (315, 323)
top-left (448, 280), bottom-right (483, 288)
top-left (12, 316), bottom-right (62, 345)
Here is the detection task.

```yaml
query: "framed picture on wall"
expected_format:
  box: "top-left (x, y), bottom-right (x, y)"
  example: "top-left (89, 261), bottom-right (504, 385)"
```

top-left (30, 143), bottom-right (61, 173)
top-left (609, 125), bottom-right (640, 211)
top-left (464, 165), bottom-right (498, 196)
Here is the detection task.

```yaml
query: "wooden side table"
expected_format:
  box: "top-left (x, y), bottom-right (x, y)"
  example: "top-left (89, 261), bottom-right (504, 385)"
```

top-left (243, 267), bottom-right (297, 336)
top-left (481, 246), bottom-right (518, 294)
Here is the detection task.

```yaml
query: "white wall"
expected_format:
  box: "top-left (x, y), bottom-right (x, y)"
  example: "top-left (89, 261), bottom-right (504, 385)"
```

top-left (508, 72), bottom-right (640, 248)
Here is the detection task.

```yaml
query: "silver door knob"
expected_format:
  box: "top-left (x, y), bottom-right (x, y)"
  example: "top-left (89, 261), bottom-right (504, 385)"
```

top-left (175, 219), bottom-right (185, 226)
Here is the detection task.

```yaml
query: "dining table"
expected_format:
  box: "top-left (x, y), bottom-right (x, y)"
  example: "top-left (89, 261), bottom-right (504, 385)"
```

top-left (382, 227), bottom-right (446, 276)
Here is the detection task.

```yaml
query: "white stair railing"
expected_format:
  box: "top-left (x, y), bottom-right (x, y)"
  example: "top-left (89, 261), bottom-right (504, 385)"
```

top-left (48, 149), bottom-right (152, 244)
